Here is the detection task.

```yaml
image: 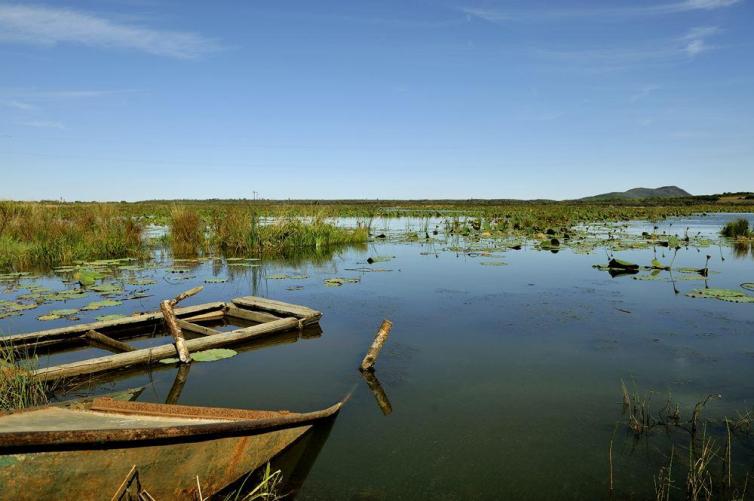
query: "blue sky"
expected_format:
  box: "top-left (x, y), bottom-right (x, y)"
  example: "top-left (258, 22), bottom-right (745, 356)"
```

top-left (1, 0), bottom-right (752, 201)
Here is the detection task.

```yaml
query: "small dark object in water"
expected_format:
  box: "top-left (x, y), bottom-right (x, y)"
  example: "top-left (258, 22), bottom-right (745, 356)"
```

top-left (550, 238), bottom-right (560, 247)
top-left (510, 244), bottom-right (522, 250)
top-left (563, 233), bottom-right (570, 240)
top-left (376, 234), bottom-right (386, 239)
top-left (658, 241), bottom-right (669, 247)
top-left (546, 229), bottom-right (556, 235)
top-left (367, 257), bottom-right (374, 264)
top-left (432, 230), bottom-right (438, 235)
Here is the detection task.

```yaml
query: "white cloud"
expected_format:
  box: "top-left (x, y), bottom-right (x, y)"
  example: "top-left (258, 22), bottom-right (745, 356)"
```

top-left (0, 4), bottom-right (219, 58)
top-left (462, 0), bottom-right (741, 22)
top-left (0, 99), bottom-right (35, 110)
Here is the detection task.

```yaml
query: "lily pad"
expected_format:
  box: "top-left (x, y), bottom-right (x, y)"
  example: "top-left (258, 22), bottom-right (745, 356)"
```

top-left (686, 288), bottom-right (754, 303)
top-left (127, 278), bottom-right (156, 286)
top-left (742, 283), bottom-right (754, 291)
top-left (650, 259), bottom-right (671, 270)
top-left (159, 348), bottom-right (238, 364)
top-left (74, 268), bottom-right (106, 287)
top-left (96, 314), bottom-right (127, 321)
top-left (324, 277), bottom-right (360, 287)
top-left (81, 299), bottom-right (122, 311)
top-left (90, 283), bottom-right (123, 295)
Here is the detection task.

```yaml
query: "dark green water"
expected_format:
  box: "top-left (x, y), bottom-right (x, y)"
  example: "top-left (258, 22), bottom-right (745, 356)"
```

top-left (2, 213), bottom-right (754, 499)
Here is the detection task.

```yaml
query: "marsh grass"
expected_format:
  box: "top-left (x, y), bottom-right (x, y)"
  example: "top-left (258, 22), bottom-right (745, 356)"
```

top-left (169, 206), bottom-right (206, 257)
top-left (721, 219), bottom-right (752, 239)
top-left (0, 342), bottom-right (48, 411)
top-left (617, 383), bottom-right (751, 500)
top-left (0, 202), bottom-right (143, 270)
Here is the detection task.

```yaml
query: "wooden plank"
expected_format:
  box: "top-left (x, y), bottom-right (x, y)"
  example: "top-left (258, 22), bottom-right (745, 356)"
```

top-left (4, 302), bottom-right (226, 347)
top-left (182, 310), bottom-right (225, 322)
top-left (226, 305), bottom-right (281, 324)
top-left (175, 319), bottom-right (221, 337)
top-left (84, 330), bottom-right (134, 353)
top-left (232, 296), bottom-right (322, 325)
top-left (33, 317), bottom-right (300, 382)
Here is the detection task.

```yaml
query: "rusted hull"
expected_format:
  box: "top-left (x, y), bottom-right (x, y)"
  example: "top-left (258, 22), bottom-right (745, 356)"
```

top-left (0, 425), bottom-right (310, 500)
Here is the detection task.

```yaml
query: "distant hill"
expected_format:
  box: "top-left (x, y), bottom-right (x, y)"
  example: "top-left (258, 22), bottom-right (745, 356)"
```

top-left (579, 186), bottom-right (692, 201)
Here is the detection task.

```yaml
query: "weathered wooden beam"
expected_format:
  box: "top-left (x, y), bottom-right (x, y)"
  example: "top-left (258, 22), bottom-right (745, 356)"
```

top-left (175, 319), bottom-right (221, 337)
top-left (232, 296), bottom-right (322, 325)
top-left (161, 287), bottom-right (204, 364)
top-left (4, 302), bottom-right (226, 347)
top-left (84, 330), bottom-right (134, 353)
top-left (226, 305), bottom-right (281, 324)
top-left (33, 317), bottom-right (300, 382)
top-left (359, 320), bottom-right (393, 372)
top-left (182, 310), bottom-right (225, 323)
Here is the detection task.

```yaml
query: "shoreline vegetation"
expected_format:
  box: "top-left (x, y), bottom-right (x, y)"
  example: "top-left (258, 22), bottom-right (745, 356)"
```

top-left (0, 198), bottom-right (752, 270)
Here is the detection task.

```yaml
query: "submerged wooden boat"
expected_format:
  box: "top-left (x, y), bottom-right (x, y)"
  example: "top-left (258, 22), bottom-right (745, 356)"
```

top-left (0, 396), bottom-right (342, 500)
top-left (2, 295), bottom-right (322, 382)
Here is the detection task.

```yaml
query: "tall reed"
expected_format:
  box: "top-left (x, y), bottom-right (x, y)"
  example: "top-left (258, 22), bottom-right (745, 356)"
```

top-left (0, 202), bottom-right (143, 270)
top-left (169, 206), bottom-right (205, 257)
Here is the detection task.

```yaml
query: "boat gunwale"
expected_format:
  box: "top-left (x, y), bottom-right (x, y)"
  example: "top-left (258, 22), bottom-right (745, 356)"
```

top-left (0, 400), bottom-right (342, 452)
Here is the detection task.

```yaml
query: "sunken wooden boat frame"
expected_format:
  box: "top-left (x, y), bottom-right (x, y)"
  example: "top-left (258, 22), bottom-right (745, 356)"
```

top-left (2, 296), bottom-right (322, 382)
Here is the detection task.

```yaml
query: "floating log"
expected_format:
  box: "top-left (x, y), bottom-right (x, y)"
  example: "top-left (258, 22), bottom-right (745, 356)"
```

top-left (33, 317), bottom-right (300, 382)
top-left (84, 330), bottom-right (134, 353)
top-left (359, 320), bottom-right (393, 372)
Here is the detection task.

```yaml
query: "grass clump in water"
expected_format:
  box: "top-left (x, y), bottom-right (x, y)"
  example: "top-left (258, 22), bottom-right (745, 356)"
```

top-left (0, 343), bottom-right (48, 411)
top-left (169, 206), bottom-right (206, 257)
top-left (720, 218), bottom-right (752, 239)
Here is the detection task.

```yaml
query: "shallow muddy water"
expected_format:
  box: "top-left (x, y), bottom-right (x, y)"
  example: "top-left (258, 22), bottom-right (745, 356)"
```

top-left (2, 213), bottom-right (754, 499)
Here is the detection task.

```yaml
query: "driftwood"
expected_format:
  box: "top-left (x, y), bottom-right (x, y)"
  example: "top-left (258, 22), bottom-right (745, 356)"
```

top-left (359, 320), bottom-right (393, 372)
top-left (84, 330), bottom-right (134, 353)
top-left (160, 287), bottom-right (203, 364)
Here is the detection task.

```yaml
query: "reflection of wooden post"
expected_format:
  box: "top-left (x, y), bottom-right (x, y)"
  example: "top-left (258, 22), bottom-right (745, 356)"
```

top-left (161, 286), bottom-right (203, 364)
top-left (361, 370), bottom-right (393, 416)
top-left (359, 320), bottom-right (393, 372)
top-left (165, 363), bottom-right (191, 405)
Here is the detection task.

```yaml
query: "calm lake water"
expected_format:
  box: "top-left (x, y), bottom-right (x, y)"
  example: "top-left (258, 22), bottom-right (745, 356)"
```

top-left (2, 213), bottom-right (754, 499)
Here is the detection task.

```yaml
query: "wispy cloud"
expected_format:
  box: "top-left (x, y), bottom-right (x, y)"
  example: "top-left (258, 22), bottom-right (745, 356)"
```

top-left (0, 4), bottom-right (219, 58)
top-left (18, 120), bottom-right (65, 130)
top-left (0, 99), bottom-right (35, 110)
top-left (680, 26), bottom-right (721, 57)
top-left (463, 0), bottom-right (741, 23)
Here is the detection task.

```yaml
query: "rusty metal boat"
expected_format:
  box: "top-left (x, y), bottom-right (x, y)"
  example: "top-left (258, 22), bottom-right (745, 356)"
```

top-left (0, 396), bottom-right (342, 500)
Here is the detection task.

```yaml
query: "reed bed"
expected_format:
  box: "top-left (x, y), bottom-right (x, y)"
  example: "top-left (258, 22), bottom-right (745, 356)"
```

top-left (0, 202), bottom-right (143, 270)
top-left (721, 218), bottom-right (752, 239)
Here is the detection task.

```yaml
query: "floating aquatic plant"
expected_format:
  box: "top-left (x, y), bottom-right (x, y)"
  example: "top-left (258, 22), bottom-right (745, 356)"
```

top-left (686, 288), bottom-right (754, 303)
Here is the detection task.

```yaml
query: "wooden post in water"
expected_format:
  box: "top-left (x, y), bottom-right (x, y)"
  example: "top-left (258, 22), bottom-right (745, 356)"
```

top-left (161, 286), bottom-right (203, 364)
top-left (359, 320), bottom-right (393, 372)
top-left (165, 363), bottom-right (191, 405)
